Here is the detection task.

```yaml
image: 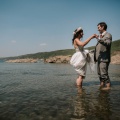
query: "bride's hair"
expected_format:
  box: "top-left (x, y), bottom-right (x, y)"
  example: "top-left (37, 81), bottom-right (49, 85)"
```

top-left (72, 28), bottom-right (83, 44)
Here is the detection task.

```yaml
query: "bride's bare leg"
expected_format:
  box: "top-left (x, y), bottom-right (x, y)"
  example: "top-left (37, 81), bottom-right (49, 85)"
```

top-left (76, 75), bottom-right (83, 88)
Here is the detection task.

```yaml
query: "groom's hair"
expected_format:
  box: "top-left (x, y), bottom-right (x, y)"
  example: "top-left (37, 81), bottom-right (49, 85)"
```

top-left (97, 22), bottom-right (107, 30)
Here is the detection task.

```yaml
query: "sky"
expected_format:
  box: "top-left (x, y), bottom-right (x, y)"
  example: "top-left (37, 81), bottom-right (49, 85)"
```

top-left (0, 0), bottom-right (120, 57)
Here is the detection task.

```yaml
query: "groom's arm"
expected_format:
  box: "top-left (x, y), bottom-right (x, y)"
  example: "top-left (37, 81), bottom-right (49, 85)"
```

top-left (97, 33), bottom-right (112, 46)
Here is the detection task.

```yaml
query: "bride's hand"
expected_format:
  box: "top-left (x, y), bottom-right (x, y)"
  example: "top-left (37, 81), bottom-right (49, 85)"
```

top-left (91, 34), bottom-right (98, 39)
top-left (95, 34), bottom-right (99, 39)
top-left (94, 34), bottom-right (99, 38)
top-left (91, 34), bottom-right (96, 39)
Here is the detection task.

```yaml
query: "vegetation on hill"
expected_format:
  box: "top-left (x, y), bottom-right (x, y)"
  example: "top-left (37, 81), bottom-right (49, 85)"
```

top-left (111, 39), bottom-right (120, 54)
top-left (1, 39), bottom-right (120, 60)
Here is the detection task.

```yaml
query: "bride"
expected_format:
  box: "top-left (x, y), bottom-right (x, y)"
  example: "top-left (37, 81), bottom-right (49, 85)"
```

top-left (70, 27), bottom-right (96, 88)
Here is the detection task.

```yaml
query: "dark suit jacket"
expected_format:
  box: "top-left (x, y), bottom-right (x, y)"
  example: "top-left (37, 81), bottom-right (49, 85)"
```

top-left (94, 32), bottom-right (112, 62)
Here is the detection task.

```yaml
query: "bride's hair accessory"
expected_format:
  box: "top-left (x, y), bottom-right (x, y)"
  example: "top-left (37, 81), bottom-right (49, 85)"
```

top-left (73, 27), bottom-right (82, 35)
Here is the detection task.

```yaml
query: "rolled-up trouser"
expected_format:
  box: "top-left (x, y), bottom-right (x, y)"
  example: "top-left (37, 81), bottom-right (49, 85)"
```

top-left (97, 61), bottom-right (110, 83)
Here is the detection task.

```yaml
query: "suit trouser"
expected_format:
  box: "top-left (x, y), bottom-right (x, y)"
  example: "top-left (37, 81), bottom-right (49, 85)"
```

top-left (97, 61), bottom-right (110, 83)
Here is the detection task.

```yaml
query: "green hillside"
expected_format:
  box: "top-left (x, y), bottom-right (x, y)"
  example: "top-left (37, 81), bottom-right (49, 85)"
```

top-left (111, 39), bottom-right (120, 53)
top-left (1, 39), bottom-right (120, 60)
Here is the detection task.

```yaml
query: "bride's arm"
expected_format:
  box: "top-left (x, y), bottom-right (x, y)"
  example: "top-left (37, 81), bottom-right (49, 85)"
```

top-left (75, 35), bottom-right (95, 47)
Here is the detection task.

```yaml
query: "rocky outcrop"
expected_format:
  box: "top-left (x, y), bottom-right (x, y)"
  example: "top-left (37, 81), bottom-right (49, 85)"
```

top-left (6, 58), bottom-right (38, 63)
top-left (44, 51), bottom-right (120, 64)
top-left (44, 55), bottom-right (71, 63)
top-left (5, 51), bottom-right (120, 64)
top-left (111, 51), bottom-right (120, 64)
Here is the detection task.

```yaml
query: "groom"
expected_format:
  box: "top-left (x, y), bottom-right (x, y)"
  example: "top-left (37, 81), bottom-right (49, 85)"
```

top-left (94, 22), bottom-right (112, 90)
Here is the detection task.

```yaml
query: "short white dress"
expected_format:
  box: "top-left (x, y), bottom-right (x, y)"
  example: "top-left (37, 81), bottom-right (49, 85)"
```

top-left (70, 46), bottom-right (95, 78)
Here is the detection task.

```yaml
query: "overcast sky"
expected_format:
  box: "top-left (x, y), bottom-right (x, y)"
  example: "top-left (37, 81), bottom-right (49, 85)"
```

top-left (0, 0), bottom-right (120, 57)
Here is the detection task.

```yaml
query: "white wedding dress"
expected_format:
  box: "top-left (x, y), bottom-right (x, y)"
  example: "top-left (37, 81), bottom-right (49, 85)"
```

top-left (70, 46), bottom-right (95, 78)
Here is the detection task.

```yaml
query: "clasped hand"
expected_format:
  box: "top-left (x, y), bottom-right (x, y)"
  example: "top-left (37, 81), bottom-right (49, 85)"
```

top-left (91, 34), bottom-right (99, 39)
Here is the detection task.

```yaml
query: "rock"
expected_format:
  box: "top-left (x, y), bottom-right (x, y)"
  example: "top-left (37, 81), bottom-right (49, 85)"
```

top-left (111, 51), bottom-right (120, 64)
top-left (44, 55), bottom-right (71, 63)
top-left (44, 51), bottom-right (120, 64)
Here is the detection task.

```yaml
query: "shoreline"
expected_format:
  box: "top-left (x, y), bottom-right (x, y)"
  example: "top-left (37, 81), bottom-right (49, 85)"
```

top-left (5, 58), bottom-right (38, 63)
top-left (4, 51), bottom-right (120, 64)
top-left (5, 53), bottom-right (120, 64)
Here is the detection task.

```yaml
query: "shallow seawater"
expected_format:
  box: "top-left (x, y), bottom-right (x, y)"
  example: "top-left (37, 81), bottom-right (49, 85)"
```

top-left (0, 62), bottom-right (120, 120)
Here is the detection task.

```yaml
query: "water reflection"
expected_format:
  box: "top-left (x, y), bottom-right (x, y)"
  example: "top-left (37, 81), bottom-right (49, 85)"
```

top-left (71, 88), bottom-right (113, 120)
top-left (96, 90), bottom-right (111, 120)
top-left (71, 88), bottom-right (87, 120)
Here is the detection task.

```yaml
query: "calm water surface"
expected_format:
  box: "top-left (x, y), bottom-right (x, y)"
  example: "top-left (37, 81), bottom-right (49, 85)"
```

top-left (0, 62), bottom-right (120, 120)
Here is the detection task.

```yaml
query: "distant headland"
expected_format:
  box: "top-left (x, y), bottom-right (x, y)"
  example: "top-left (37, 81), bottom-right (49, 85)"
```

top-left (1, 39), bottom-right (120, 64)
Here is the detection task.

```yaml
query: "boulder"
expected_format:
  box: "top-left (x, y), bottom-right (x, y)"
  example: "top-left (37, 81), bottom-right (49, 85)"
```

top-left (44, 55), bottom-right (71, 63)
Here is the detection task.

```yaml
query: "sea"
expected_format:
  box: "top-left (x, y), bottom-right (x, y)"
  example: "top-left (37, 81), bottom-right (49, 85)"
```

top-left (0, 61), bottom-right (120, 120)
